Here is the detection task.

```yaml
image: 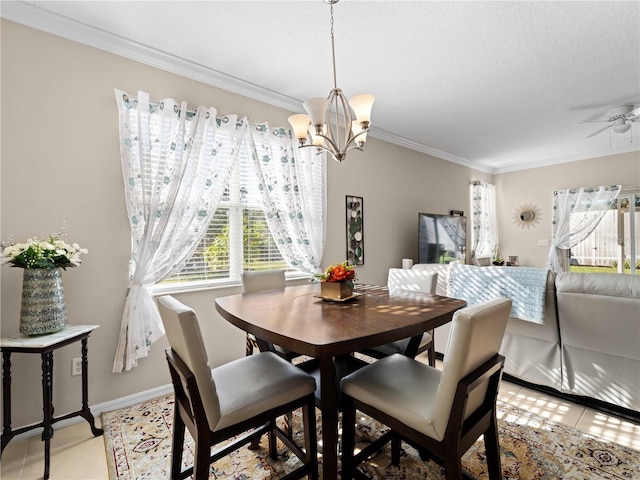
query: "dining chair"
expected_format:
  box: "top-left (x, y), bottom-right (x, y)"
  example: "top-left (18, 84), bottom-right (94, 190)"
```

top-left (241, 270), bottom-right (303, 361)
top-left (157, 295), bottom-right (318, 480)
top-left (341, 298), bottom-right (512, 480)
top-left (360, 268), bottom-right (438, 365)
top-left (242, 270), bottom-right (310, 446)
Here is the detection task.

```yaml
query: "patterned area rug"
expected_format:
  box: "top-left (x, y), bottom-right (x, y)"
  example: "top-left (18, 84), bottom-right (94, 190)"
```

top-left (102, 395), bottom-right (639, 479)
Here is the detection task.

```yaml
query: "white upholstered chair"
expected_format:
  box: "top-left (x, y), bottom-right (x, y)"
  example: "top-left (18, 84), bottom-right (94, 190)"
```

top-left (157, 295), bottom-right (318, 480)
top-left (241, 270), bottom-right (303, 361)
top-left (361, 268), bottom-right (438, 365)
top-left (341, 298), bottom-right (512, 480)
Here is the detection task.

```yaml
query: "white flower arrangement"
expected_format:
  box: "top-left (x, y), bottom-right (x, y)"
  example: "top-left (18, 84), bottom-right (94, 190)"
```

top-left (2, 233), bottom-right (87, 270)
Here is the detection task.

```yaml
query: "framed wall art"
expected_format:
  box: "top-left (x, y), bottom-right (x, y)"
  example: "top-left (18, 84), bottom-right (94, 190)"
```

top-left (346, 195), bottom-right (364, 265)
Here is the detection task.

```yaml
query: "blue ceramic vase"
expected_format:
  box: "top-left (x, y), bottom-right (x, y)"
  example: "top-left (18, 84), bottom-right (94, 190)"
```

top-left (20, 268), bottom-right (67, 335)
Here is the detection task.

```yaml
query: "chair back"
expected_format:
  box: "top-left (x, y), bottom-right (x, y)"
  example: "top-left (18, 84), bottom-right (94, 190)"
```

top-left (431, 298), bottom-right (511, 438)
top-left (387, 268), bottom-right (438, 294)
top-left (241, 270), bottom-right (286, 293)
top-left (157, 295), bottom-right (221, 431)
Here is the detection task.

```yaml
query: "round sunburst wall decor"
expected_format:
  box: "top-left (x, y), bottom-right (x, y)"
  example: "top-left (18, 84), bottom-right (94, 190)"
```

top-left (513, 204), bottom-right (541, 229)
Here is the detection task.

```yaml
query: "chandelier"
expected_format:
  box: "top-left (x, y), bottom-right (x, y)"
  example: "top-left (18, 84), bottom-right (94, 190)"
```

top-left (288, 0), bottom-right (375, 162)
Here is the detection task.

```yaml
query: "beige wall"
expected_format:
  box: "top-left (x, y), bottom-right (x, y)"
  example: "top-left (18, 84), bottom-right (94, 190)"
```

top-left (2, 20), bottom-right (638, 428)
top-left (496, 152), bottom-right (639, 268)
top-left (0, 20), bottom-right (490, 427)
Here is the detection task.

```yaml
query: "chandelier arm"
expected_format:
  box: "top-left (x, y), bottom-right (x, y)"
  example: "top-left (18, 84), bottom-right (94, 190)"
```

top-left (344, 144), bottom-right (365, 154)
top-left (311, 131), bottom-right (342, 154)
top-left (316, 131), bottom-right (366, 158)
top-left (348, 130), bottom-right (367, 146)
top-left (298, 142), bottom-right (341, 161)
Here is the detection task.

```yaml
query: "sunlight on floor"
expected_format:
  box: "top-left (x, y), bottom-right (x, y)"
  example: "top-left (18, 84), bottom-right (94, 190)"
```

top-left (578, 409), bottom-right (640, 451)
top-left (507, 388), bottom-right (585, 426)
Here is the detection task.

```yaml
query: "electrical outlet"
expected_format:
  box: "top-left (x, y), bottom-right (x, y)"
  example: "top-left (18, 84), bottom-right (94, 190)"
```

top-left (538, 239), bottom-right (549, 246)
top-left (72, 357), bottom-right (83, 376)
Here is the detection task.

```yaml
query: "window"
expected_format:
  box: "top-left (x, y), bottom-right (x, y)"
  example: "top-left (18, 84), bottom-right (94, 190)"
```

top-left (161, 141), bottom-right (294, 287)
top-left (569, 187), bottom-right (639, 274)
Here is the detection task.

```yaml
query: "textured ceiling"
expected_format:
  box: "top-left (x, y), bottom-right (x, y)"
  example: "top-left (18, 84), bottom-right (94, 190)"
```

top-left (3, 0), bottom-right (639, 173)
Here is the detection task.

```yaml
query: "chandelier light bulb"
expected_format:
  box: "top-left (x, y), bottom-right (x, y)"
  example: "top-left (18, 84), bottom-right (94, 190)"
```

top-left (349, 94), bottom-right (375, 125)
top-left (303, 98), bottom-right (329, 129)
top-left (288, 114), bottom-right (311, 144)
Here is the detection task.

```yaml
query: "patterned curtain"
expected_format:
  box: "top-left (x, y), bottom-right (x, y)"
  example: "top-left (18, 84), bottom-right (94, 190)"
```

top-left (245, 123), bottom-right (326, 274)
top-left (113, 89), bottom-right (246, 372)
top-left (470, 182), bottom-right (497, 264)
top-left (546, 185), bottom-right (621, 272)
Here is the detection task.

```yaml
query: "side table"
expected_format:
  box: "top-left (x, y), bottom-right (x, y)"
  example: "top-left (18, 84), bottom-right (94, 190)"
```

top-left (1, 325), bottom-right (103, 480)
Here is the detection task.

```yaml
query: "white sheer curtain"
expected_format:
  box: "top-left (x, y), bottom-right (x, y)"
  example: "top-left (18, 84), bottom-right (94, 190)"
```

top-left (113, 89), bottom-right (246, 372)
top-left (245, 123), bottom-right (326, 274)
top-left (470, 182), bottom-right (497, 264)
top-left (546, 185), bottom-right (621, 273)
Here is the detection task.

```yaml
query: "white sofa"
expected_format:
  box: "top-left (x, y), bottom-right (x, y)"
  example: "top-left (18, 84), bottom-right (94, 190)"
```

top-left (406, 264), bottom-right (640, 414)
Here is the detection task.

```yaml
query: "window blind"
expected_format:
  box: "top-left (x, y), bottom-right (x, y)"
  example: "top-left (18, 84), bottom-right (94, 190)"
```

top-left (162, 136), bottom-right (291, 286)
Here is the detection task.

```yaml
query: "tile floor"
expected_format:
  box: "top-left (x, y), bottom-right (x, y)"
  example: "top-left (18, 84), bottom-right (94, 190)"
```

top-left (1, 365), bottom-right (639, 479)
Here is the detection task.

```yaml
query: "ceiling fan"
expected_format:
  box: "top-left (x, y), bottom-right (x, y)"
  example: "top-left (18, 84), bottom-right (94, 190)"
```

top-left (581, 105), bottom-right (640, 138)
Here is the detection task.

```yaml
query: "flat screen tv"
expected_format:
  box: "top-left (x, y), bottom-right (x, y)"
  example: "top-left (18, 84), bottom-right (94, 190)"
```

top-left (418, 213), bottom-right (466, 264)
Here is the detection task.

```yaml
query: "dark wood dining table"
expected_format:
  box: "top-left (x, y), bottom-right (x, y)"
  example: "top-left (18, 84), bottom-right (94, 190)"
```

top-left (215, 283), bottom-right (466, 480)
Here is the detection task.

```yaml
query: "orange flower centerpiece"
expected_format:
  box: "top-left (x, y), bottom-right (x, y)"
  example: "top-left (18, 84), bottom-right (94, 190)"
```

top-left (316, 261), bottom-right (356, 300)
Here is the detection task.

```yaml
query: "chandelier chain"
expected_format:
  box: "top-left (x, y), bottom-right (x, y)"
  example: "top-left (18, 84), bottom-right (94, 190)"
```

top-left (330, 3), bottom-right (337, 89)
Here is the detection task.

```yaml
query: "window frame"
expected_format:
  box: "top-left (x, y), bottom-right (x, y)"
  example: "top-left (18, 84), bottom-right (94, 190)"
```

top-left (568, 185), bottom-right (639, 275)
top-left (149, 139), bottom-right (311, 295)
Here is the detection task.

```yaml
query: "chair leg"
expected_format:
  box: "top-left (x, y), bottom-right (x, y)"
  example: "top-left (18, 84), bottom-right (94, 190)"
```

top-left (443, 449), bottom-right (464, 480)
top-left (248, 435), bottom-right (261, 450)
top-left (246, 331), bottom-right (262, 452)
top-left (284, 411), bottom-right (293, 439)
top-left (170, 409), bottom-right (186, 480)
top-left (427, 347), bottom-right (435, 367)
top-left (302, 398), bottom-right (319, 480)
top-left (268, 419), bottom-right (278, 460)
top-left (427, 330), bottom-right (436, 367)
top-left (484, 413), bottom-right (502, 480)
top-left (341, 396), bottom-right (357, 480)
top-left (192, 432), bottom-right (212, 480)
top-left (246, 333), bottom-right (255, 356)
top-left (391, 433), bottom-right (402, 466)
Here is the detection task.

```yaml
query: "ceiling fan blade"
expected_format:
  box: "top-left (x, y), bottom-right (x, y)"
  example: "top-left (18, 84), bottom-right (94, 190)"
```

top-left (586, 124), bottom-right (612, 138)
top-left (631, 106), bottom-right (640, 116)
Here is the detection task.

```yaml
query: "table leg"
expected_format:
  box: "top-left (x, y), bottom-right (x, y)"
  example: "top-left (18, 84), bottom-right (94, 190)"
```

top-left (80, 338), bottom-right (103, 436)
top-left (403, 334), bottom-right (423, 358)
top-left (319, 356), bottom-right (340, 480)
top-left (41, 351), bottom-right (54, 480)
top-left (1, 351), bottom-right (12, 454)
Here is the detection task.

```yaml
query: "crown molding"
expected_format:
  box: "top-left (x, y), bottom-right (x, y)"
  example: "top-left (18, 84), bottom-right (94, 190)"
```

top-left (493, 144), bottom-right (640, 174)
top-left (2, 2), bottom-right (495, 172)
top-left (369, 126), bottom-right (494, 174)
top-left (1, 1), bottom-right (304, 111)
top-left (4, 2), bottom-right (637, 176)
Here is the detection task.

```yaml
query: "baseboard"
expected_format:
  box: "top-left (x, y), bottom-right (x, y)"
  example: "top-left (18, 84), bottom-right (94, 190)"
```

top-left (8, 383), bottom-right (173, 442)
top-left (502, 373), bottom-right (640, 424)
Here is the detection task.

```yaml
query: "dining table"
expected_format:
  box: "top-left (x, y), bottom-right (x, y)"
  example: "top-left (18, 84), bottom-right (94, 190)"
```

top-left (215, 283), bottom-right (466, 480)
